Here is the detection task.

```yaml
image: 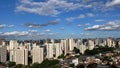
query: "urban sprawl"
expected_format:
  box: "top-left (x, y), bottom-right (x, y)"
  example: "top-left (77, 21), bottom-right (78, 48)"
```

top-left (0, 37), bottom-right (120, 68)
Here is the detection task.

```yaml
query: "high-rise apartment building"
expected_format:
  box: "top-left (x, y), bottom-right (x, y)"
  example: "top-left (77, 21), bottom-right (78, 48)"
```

top-left (54, 43), bottom-right (62, 58)
top-left (15, 47), bottom-right (28, 65)
top-left (68, 38), bottom-right (76, 51)
top-left (32, 46), bottom-right (43, 64)
top-left (46, 43), bottom-right (54, 59)
top-left (61, 39), bottom-right (69, 55)
top-left (9, 40), bottom-right (18, 61)
top-left (107, 38), bottom-right (113, 47)
top-left (79, 44), bottom-right (86, 54)
top-left (88, 40), bottom-right (95, 50)
top-left (0, 45), bottom-right (7, 62)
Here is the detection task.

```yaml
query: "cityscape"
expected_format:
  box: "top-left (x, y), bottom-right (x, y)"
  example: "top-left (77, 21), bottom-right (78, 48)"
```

top-left (0, 38), bottom-right (120, 68)
top-left (0, 0), bottom-right (120, 68)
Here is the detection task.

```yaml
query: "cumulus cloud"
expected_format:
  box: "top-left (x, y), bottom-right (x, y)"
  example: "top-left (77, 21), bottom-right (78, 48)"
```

top-left (24, 19), bottom-right (60, 28)
top-left (66, 13), bottom-right (95, 22)
top-left (8, 25), bottom-right (14, 28)
top-left (66, 14), bottom-right (85, 22)
top-left (85, 25), bottom-right (100, 30)
top-left (44, 29), bottom-right (51, 32)
top-left (87, 13), bottom-right (94, 17)
top-left (15, 0), bottom-right (118, 16)
top-left (106, 0), bottom-right (120, 7)
top-left (77, 23), bottom-right (90, 27)
top-left (95, 19), bottom-right (105, 22)
top-left (0, 24), bottom-right (15, 28)
top-left (0, 31), bottom-right (29, 36)
top-left (28, 30), bottom-right (38, 32)
top-left (16, 0), bottom-right (88, 16)
top-left (78, 14), bottom-right (85, 18)
top-left (0, 24), bottom-right (6, 28)
top-left (37, 33), bottom-right (45, 36)
top-left (85, 20), bottom-right (120, 31)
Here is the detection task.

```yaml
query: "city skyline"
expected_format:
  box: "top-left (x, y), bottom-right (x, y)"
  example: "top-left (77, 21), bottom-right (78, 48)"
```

top-left (0, 0), bottom-right (120, 40)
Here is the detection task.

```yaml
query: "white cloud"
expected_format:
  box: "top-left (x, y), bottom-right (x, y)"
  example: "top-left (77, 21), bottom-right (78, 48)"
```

top-left (66, 13), bottom-right (95, 22)
top-left (95, 19), bottom-right (105, 22)
top-left (77, 23), bottom-right (90, 27)
top-left (106, 0), bottom-right (120, 7)
top-left (85, 25), bottom-right (100, 30)
top-left (8, 25), bottom-right (14, 28)
top-left (0, 24), bottom-right (6, 28)
top-left (66, 14), bottom-right (85, 22)
top-left (16, 0), bottom-right (119, 16)
top-left (37, 33), bottom-right (45, 36)
top-left (87, 13), bottom-right (94, 17)
top-left (16, 0), bottom-right (85, 16)
top-left (44, 29), bottom-right (51, 32)
top-left (1, 31), bottom-right (29, 36)
top-left (66, 17), bottom-right (75, 22)
top-left (28, 30), bottom-right (38, 32)
top-left (78, 14), bottom-right (85, 18)
top-left (85, 20), bottom-right (120, 30)
top-left (85, 23), bottom-right (91, 26)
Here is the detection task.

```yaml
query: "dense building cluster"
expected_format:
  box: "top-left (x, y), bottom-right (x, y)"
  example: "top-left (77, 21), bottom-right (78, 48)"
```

top-left (0, 37), bottom-right (120, 68)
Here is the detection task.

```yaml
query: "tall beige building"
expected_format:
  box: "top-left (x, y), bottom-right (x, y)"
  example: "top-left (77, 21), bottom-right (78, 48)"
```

top-left (61, 39), bottom-right (76, 55)
top-left (61, 39), bottom-right (68, 55)
top-left (107, 38), bottom-right (115, 47)
top-left (54, 43), bottom-right (62, 58)
top-left (46, 43), bottom-right (54, 59)
top-left (0, 45), bottom-right (7, 62)
top-left (32, 46), bottom-right (43, 64)
top-left (9, 40), bottom-right (18, 50)
top-left (68, 38), bottom-right (76, 51)
top-left (9, 40), bottom-right (18, 61)
top-left (88, 40), bottom-right (95, 50)
top-left (15, 47), bottom-right (28, 65)
top-left (79, 44), bottom-right (86, 54)
top-left (107, 38), bottom-right (112, 47)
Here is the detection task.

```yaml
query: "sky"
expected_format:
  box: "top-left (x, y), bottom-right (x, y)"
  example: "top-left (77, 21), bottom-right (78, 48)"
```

top-left (0, 0), bottom-right (120, 40)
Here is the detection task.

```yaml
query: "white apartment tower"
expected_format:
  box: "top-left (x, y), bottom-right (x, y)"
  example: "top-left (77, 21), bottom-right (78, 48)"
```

top-left (15, 48), bottom-right (28, 65)
top-left (107, 38), bottom-right (116, 47)
top-left (46, 43), bottom-right (54, 59)
top-left (107, 38), bottom-right (112, 47)
top-left (88, 40), bottom-right (95, 50)
top-left (0, 45), bottom-right (7, 62)
top-left (54, 43), bottom-right (62, 58)
top-left (61, 39), bottom-right (68, 55)
top-left (10, 40), bottom-right (18, 61)
top-left (79, 44), bottom-right (86, 54)
top-left (68, 38), bottom-right (75, 51)
top-left (32, 46), bottom-right (43, 64)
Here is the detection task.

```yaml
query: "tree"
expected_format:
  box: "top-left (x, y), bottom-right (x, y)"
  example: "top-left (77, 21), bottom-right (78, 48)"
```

top-left (40, 59), bottom-right (60, 68)
top-left (73, 47), bottom-right (80, 54)
top-left (58, 54), bottom-right (64, 59)
top-left (8, 62), bottom-right (16, 67)
top-left (84, 47), bottom-right (115, 55)
top-left (76, 64), bottom-right (85, 68)
top-left (50, 65), bottom-right (60, 68)
top-left (70, 64), bottom-right (74, 67)
top-left (31, 63), bottom-right (41, 68)
top-left (14, 64), bottom-right (23, 68)
top-left (87, 63), bottom-right (97, 68)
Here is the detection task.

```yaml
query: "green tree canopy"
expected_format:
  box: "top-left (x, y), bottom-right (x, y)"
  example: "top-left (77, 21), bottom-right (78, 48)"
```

top-left (8, 62), bottom-right (16, 67)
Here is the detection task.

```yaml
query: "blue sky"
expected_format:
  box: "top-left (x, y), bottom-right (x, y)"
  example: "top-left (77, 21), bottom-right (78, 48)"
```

top-left (0, 0), bottom-right (120, 40)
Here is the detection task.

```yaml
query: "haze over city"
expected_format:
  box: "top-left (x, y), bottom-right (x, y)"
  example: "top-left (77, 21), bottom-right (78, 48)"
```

top-left (0, 0), bottom-right (120, 40)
